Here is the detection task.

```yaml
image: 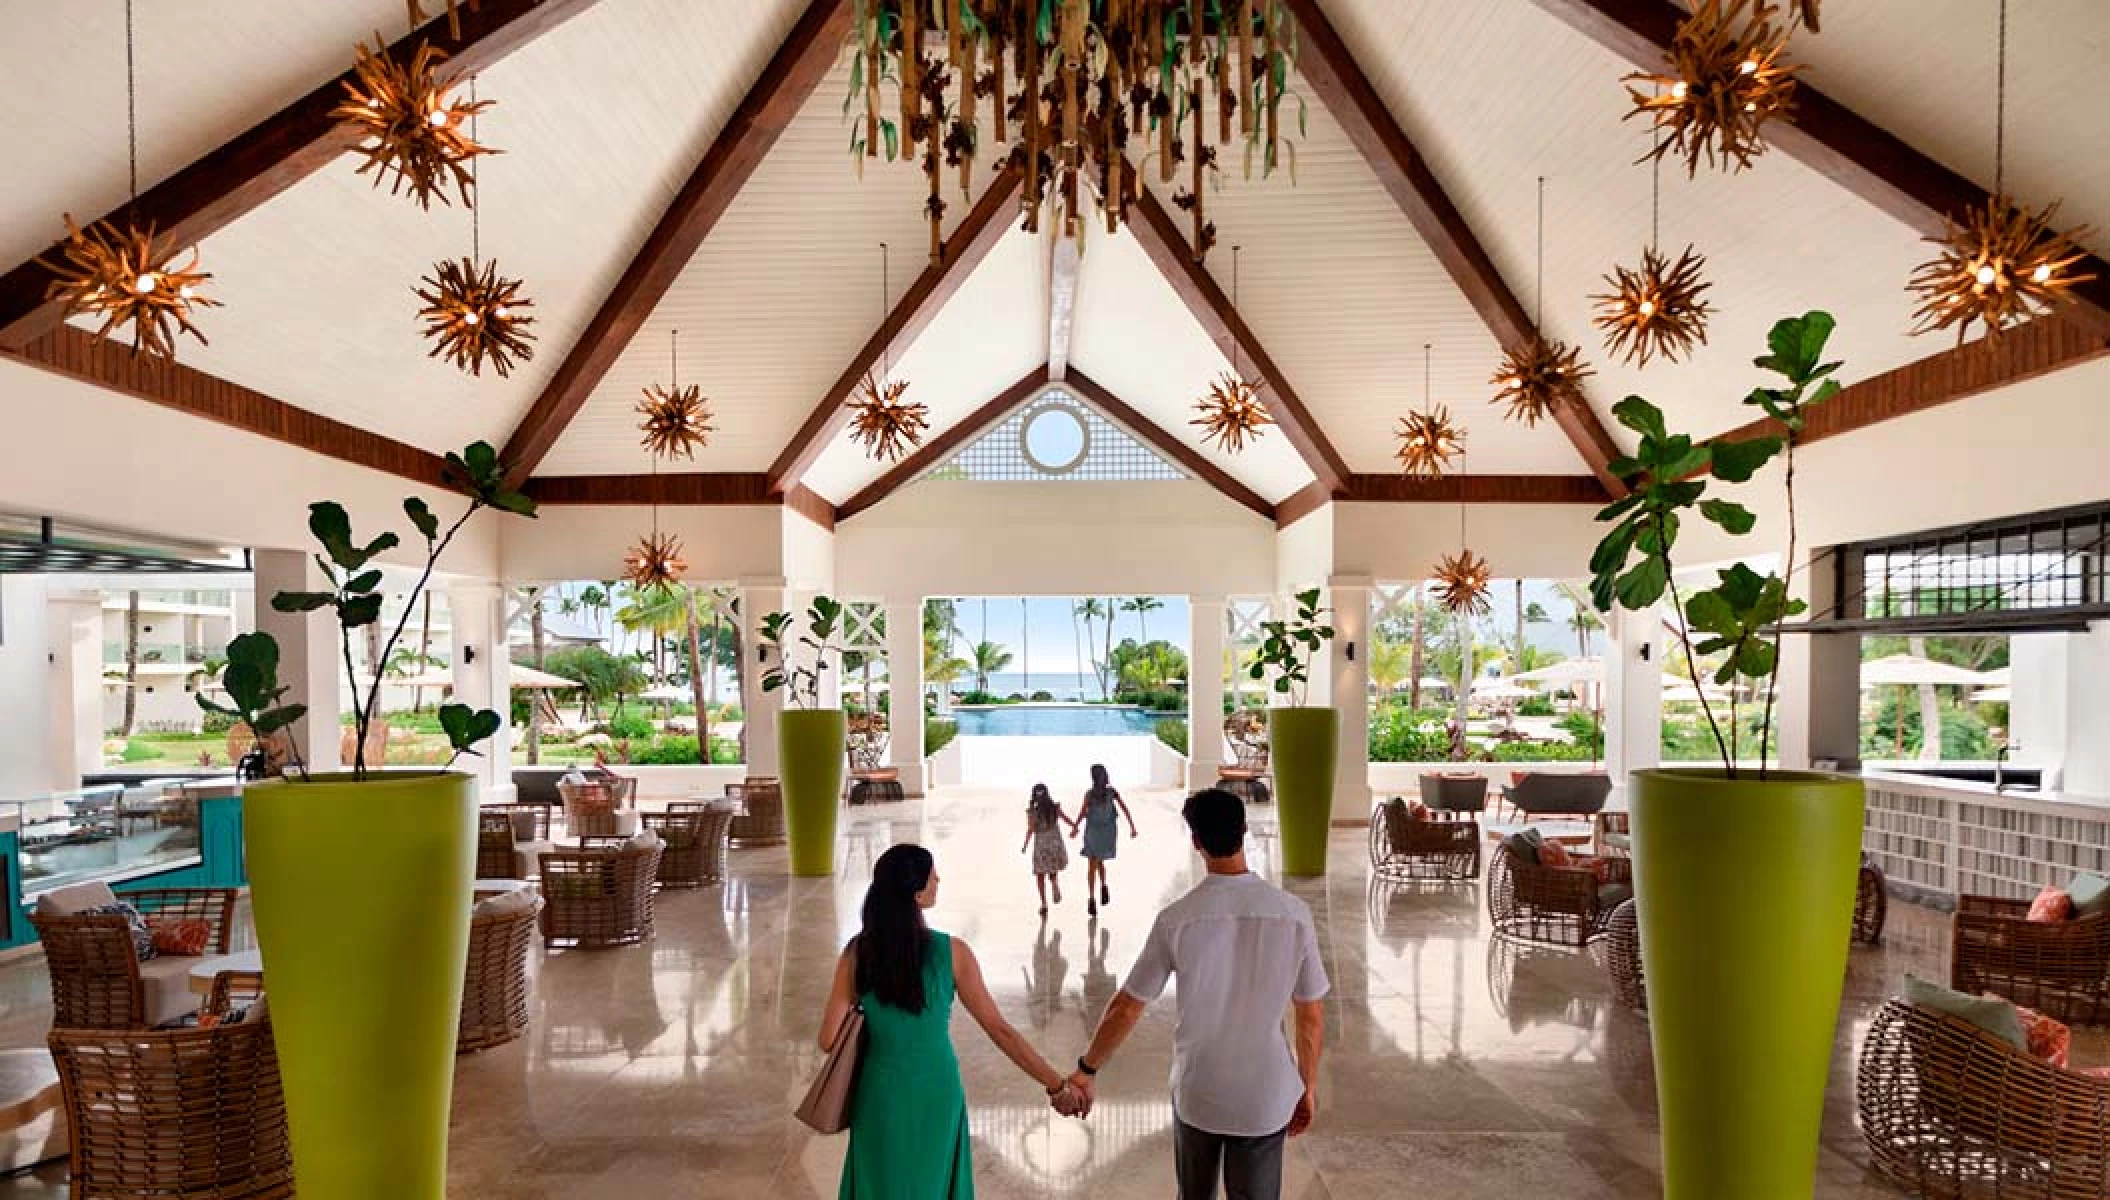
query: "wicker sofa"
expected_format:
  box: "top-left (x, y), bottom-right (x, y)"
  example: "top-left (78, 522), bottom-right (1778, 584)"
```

top-left (1369, 799), bottom-right (1480, 882)
top-left (460, 889), bottom-right (542, 1053)
top-left (1499, 772), bottom-right (1611, 820)
top-left (1951, 895), bottom-right (2110, 1025)
top-left (49, 971), bottom-right (291, 1199)
top-left (1858, 997), bottom-right (2110, 1198)
top-left (539, 837), bottom-right (664, 949)
top-left (1488, 832), bottom-right (1632, 946)
top-left (31, 882), bottom-right (240, 1029)
top-left (1418, 773), bottom-right (1490, 814)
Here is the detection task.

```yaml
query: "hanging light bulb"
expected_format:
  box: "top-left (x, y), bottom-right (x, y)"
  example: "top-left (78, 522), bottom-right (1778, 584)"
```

top-left (133, 274), bottom-right (157, 295)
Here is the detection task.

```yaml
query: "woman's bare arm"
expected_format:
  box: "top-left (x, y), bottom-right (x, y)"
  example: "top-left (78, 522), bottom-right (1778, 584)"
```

top-left (818, 946), bottom-right (855, 1052)
top-left (1114, 792), bottom-right (1139, 837)
top-left (953, 938), bottom-right (1065, 1091)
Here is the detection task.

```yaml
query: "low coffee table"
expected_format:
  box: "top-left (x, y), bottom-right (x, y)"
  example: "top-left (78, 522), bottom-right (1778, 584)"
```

top-left (1483, 820), bottom-right (1597, 848)
top-left (187, 948), bottom-right (264, 996)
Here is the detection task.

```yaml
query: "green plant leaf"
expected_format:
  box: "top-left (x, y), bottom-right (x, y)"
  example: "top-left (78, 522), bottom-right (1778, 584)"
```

top-left (251, 705), bottom-right (307, 736)
top-left (308, 502), bottom-right (364, 569)
top-left (1613, 557), bottom-right (1668, 610)
top-left (345, 569), bottom-right (384, 595)
top-left (1611, 396), bottom-right (1667, 442)
top-left (271, 592), bottom-right (335, 613)
top-left (1699, 498), bottom-right (1756, 536)
top-left (438, 703), bottom-right (503, 755)
top-left (339, 593), bottom-right (384, 628)
top-left (1709, 436), bottom-right (1782, 483)
top-left (404, 497), bottom-right (439, 541)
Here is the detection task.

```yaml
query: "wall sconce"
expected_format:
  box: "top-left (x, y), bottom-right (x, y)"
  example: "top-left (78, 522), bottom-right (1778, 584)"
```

top-left (463, 645), bottom-right (477, 665)
top-left (757, 645), bottom-right (769, 665)
top-left (1345, 641), bottom-right (1356, 663)
top-left (1638, 643), bottom-right (1652, 663)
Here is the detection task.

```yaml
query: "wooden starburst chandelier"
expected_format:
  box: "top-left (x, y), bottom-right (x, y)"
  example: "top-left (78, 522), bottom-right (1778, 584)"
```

top-left (415, 256), bottom-right (535, 378)
top-left (45, 215), bottom-right (218, 359)
top-left (1594, 244), bottom-right (1715, 368)
top-left (846, 244), bottom-right (928, 462)
top-left (1396, 345), bottom-right (1464, 478)
top-left (1192, 372), bottom-right (1274, 454)
top-left (622, 530), bottom-right (687, 594)
top-left (1908, 1), bottom-right (2094, 342)
top-left (637, 330), bottom-right (713, 459)
top-left (1624, 0), bottom-right (1801, 176)
top-left (334, 38), bottom-right (493, 209)
top-left (1910, 197), bottom-right (2095, 342)
top-left (848, 1), bottom-right (1297, 260)
top-left (1491, 338), bottom-right (1593, 427)
top-left (1433, 549), bottom-right (1493, 617)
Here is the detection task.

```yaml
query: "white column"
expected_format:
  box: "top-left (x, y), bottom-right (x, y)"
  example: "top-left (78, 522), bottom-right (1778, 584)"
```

top-left (1326, 577), bottom-right (1372, 821)
top-left (448, 583), bottom-right (514, 803)
top-left (741, 578), bottom-right (787, 778)
top-left (1604, 605), bottom-right (1662, 784)
top-left (2008, 634), bottom-right (2069, 786)
top-left (1774, 548), bottom-right (1861, 771)
top-left (252, 549), bottom-right (341, 774)
top-left (1188, 597), bottom-right (1226, 787)
top-left (48, 592), bottom-right (105, 789)
top-left (885, 598), bottom-right (926, 795)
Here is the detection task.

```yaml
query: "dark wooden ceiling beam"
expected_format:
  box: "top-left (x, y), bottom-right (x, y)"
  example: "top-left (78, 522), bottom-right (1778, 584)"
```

top-left (7, 325), bottom-right (454, 488)
top-left (1281, 0), bottom-right (1627, 494)
top-left (836, 368), bottom-right (1050, 521)
top-left (1047, 236), bottom-right (1081, 380)
top-left (1275, 472), bottom-right (1613, 529)
top-left (1711, 314), bottom-right (2108, 450)
top-left (1526, 0), bottom-right (2110, 337)
top-left (522, 473), bottom-right (775, 505)
top-left (1062, 369), bottom-right (1276, 520)
top-left (499, 0), bottom-right (853, 485)
top-left (766, 167), bottom-right (1025, 495)
top-left (1126, 182), bottom-right (1351, 494)
top-left (0, 0), bottom-right (604, 351)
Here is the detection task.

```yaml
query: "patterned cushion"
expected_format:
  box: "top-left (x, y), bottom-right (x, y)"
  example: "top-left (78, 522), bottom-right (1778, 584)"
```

top-left (81, 902), bottom-right (156, 962)
top-left (2028, 885), bottom-right (2076, 924)
top-left (2018, 1005), bottom-right (2072, 1069)
top-left (148, 917), bottom-right (212, 956)
top-left (1501, 829), bottom-right (1545, 866)
top-left (1540, 840), bottom-right (1575, 869)
top-left (1407, 801), bottom-right (1431, 821)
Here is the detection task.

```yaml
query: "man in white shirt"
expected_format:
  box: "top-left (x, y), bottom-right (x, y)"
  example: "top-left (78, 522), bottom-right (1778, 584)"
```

top-left (1065, 788), bottom-right (1329, 1199)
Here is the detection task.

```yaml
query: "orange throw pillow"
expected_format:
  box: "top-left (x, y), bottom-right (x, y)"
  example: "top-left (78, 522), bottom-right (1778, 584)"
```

top-left (2028, 886), bottom-right (2075, 923)
top-left (2018, 1005), bottom-right (2072, 1069)
top-left (148, 918), bottom-right (212, 957)
top-left (1539, 841), bottom-right (1574, 868)
top-left (1407, 801), bottom-right (1431, 821)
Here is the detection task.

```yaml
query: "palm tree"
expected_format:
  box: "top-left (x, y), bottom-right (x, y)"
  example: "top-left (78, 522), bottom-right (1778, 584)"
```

top-left (120, 590), bottom-right (141, 735)
top-left (1408, 584), bottom-right (1427, 711)
top-left (924, 625), bottom-right (969, 712)
top-left (971, 641), bottom-right (1013, 694)
top-left (1368, 639), bottom-right (1410, 702)
top-left (1121, 596), bottom-right (1165, 644)
top-left (1075, 599), bottom-right (1111, 700)
top-left (526, 587), bottom-right (546, 765)
top-left (1556, 582), bottom-right (1601, 657)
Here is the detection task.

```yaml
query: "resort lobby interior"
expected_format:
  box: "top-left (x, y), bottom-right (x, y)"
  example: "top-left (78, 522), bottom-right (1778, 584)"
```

top-left (4, 0), bottom-right (2110, 1196)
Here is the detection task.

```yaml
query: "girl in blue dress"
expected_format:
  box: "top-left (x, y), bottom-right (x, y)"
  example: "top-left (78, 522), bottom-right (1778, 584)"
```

top-left (1072, 763), bottom-right (1138, 917)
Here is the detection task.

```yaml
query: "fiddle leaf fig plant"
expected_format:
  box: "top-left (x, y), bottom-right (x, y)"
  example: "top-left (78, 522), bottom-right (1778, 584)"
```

top-left (760, 595), bottom-right (846, 710)
top-left (200, 440), bottom-right (539, 781)
top-left (1589, 311), bottom-right (1842, 777)
top-left (1247, 587), bottom-right (1335, 708)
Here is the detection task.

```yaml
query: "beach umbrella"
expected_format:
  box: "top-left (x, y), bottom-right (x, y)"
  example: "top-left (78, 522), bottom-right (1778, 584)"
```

top-left (1858, 654), bottom-right (1992, 688)
top-left (1971, 685), bottom-right (2012, 704)
top-left (1509, 658), bottom-right (1604, 686)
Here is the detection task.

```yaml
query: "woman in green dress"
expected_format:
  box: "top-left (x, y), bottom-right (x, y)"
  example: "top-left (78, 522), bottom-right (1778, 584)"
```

top-left (818, 844), bottom-right (1082, 1198)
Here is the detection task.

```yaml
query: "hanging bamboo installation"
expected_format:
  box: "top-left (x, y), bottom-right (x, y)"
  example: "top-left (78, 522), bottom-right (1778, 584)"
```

top-left (847, 1), bottom-right (1298, 262)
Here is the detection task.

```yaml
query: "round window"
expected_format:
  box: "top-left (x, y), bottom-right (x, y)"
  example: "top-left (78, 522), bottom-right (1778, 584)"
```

top-left (1019, 402), bottom-right (1090, 475)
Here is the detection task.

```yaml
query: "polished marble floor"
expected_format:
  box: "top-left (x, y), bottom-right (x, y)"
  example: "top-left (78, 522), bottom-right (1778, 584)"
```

top-left (0, 785), bottom-right (2093, 1197)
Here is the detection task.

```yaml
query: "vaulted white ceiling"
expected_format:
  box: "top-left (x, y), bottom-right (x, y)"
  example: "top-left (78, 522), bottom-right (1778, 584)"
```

top-left (3, 0), bottom-right (2104, 503)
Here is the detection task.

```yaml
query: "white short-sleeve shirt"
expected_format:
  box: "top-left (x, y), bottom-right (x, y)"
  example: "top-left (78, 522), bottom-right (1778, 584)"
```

top-left (1121, 871), bottom-right (1330, 1136)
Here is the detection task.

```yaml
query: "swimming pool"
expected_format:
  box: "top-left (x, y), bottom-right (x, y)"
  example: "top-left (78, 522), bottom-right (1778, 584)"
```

top-left (951, 704), bottom-right (1168, 737)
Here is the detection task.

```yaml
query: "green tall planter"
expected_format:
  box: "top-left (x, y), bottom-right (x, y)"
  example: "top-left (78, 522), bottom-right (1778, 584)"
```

top-left (780, 709), bottom-right (847, 877)
top-left (1268, 706), bottom-right (1338, 877)
top-left (1629, 768), bottom-right (1865, 1200)
top-left (244, 770), bottom-right (475, 1200)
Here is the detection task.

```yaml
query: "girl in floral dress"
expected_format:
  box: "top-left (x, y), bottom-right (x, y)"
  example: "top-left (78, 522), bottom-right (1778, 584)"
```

top-left (1020, 783), bottom-right (1075, 916)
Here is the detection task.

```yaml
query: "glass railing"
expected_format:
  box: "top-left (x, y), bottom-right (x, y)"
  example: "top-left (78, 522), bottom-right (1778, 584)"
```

top-left (102, 642), bottom-right (210, 667)
top-left (4, 781), bottom-right (204, 897)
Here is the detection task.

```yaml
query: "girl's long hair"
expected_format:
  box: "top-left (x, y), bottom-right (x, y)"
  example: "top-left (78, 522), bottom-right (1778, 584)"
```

top-left (855, 844), bottom-right (934, 1014)
top-left (1087, 763), bottom-right (1113, 808)
top-left (1029, 783), bottom-right (1059, 829)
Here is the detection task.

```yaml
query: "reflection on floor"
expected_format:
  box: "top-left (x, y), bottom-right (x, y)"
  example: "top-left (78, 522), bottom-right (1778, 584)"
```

top-left (1, 785), bottom-right (2096, 1197)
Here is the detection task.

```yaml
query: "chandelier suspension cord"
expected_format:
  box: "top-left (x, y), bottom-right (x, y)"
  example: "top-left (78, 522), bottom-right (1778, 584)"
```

top-left (125, 0), bottom-right (137, 204)
top-left (879, 242), bottom-right (889, 380)
top-left (1423, 342), bottom-right (1431, 407)
top-left (1651, 142), bottom-right (1661, 252)
top-left (470, 77), bottom-right (480, 262)
top-left (1534, 176), bottom-right (1544, 328)
top-left (1994, 0), bottom-right (2007, 194)
top-left (1232, 244), bottom-right (1243, 376)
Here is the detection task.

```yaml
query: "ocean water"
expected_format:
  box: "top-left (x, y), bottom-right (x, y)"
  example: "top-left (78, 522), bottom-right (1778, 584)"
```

top-left (962, 672), bottom-right (1110, 702)
top-left (951, 704), bottom-right (1165, 737)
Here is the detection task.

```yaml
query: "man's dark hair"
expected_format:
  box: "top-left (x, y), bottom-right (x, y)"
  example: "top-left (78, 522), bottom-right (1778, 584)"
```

top-left (1182, 788), bottom-right (1246, 858)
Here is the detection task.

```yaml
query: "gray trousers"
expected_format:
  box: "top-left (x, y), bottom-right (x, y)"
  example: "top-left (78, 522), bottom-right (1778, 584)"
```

top-left (1174, 1114), bottom-right (1288, 1200)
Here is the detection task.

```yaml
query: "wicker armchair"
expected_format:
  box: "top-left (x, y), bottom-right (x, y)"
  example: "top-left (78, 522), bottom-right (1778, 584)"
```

top-left (643, 810), bottom-right (732, 887)
top-left (728, 779), bottom-right (786, 847)
top-left (477, 804), bottom-right (557, 879)
top-left (49, 972), bottom-right (292, 1199)
top-left (1601, 898), bottom-right (1647, 1012)
top-left (1951, 897), bottom-right (2110, 1025)
top-left (1594, 811), bottom-right (1632, 859)
top-left (460, 894), bottom-right (541, 1053)
top-left (32, 887), bottom-right (240, 1029)
top-left (1858, 997), bottom-right (2110, 1198)
top-left (559, 777), bottom-right (636, 839)
top-left (1856, 858), bottom-right (1889, 945)
top-left (1488, 839), bottom-right (1632, 947)
top-left (539, 841), bottom-right (663, 949)
top-left (1368, 802), bottom-right (1480, 882)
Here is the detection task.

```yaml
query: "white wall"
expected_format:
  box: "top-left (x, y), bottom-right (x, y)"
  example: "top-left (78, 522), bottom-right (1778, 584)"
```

top-left (781, 510), bottom-right (836, 594)
top-left (0, 359), bottom-right (503, 576)
top-left (0, 577), bottom-right (57, 794)
top-left (500, 503), bottom-right (786, 584)
top-left (1331, 502), bottom-right (1603, 581)
top-left (837, 480), bottom-right (1275, 597)
top-left (1275, 504), bottom-right (1333, 592)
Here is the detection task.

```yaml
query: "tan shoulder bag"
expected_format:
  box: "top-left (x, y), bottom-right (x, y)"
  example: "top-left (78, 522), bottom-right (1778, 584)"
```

top-left (795, 1006), bottom-right (866, 1133)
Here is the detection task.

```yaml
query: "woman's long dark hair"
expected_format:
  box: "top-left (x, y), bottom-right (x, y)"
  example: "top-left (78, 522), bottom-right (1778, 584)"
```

top-left (1087, 763), bottom-right (1113, 809)
top-left (1029, 783), bottom-right (1058, 829)
top-left (855, 844), bottom-right (934, 1014)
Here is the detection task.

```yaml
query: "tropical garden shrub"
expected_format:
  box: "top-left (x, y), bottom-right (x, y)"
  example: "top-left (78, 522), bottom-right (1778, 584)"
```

top-left (1368, 707), bottom-right (1451, 762)
top-left (601, 712), bottom-right (654, 741)
top-left (1518, 695), bottom-right (1556, 717)
top-left (628, 735), bottom-right (740, 766)
top-left (199, 710), bottom-right (236, 735)
top-left (1154, 718), bottom-right (1188, 755)
top-left (1030, 690), bottom-right (1056, 702)
top-left (925, 717), bottom-right (959, 755)
top-left (1490, 740), bottom-right (1598, 763)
